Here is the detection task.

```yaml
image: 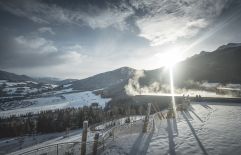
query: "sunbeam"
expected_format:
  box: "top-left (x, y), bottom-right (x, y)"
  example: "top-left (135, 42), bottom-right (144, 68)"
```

top-left (169, 66), bottom-right (177, 117)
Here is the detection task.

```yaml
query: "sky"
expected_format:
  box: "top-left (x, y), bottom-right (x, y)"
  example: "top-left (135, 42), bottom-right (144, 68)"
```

top-left (0, 0), bottom-right (241, 79)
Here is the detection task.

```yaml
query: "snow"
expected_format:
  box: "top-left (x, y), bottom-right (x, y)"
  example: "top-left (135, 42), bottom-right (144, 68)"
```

top-left (5, 116), bottom-right (145, 155)
top-left (140, 90), bottom-right (236, 98)
top-left (50, 84), bottom-right (58, 88)
top-left (226, 83), bottom-right (241, 88)
top-left (4, 82), bottom-right (26, 87)
top-left (217, 87), bottom-right (241, 91)
top-left (0, 80), bottom-right (7, 85)
top-left (2, 87), bottom-right (38, 95)
top-left (3, 102), bottom-right (241, 155)
top-left (25, 81), bottom-right (38, 84)
top-left (3, 87), bottom-right (18, 94)
top-left (101, 102), bottom-right (241, 155)
top-left (0, 91), bottom-right (111, 118)
top-left (201, 82), bottom-right (220, 88)
top-left (63, 84), bottom-right (72, 88)
top-left (95, 116), bottom-right (145, 130)
top-left (3, 129), bottom-right (84, 155)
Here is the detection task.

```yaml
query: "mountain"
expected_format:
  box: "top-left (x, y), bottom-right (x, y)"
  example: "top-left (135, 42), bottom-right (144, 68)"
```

top-left (33, 77), bottom-right (61, 84)
top-left (0, 71), bottom-right (62, 98)
top-left (0, 70), bottom-right (34, 82)
top-left (57, 79), bottom-right (78, 85)
top-left (1, 42), bottom-right (240, 97)
top-left (140, 43), bottom-right (241, 88)
top-left (173, 43), bottom-right (241, 84)
top-left (70, 67), bottom-right (136, 91)
top-left (216, 43), bottom-right (241, 51)
top-left (69, 43), bottom-right (241, 98)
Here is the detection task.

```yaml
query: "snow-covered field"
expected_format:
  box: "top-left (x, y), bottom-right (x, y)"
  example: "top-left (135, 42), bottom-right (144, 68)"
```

top-left (140, 90), bottom-right (238, 98)
top-left (2, 102), bottom-right (241, 155)
top-left (0, 80), bottom-right (56, 96)
top-left (101, 102), bottom-right (241, 155)
top-left (2, 116), bottom-right (144, 155)
top-left (0, 90), bottom-right (111, 117)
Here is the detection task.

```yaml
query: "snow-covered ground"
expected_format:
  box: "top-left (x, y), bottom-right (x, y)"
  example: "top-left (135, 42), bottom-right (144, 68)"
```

top-left (0, 90), bottom-right (111, 117)
top-left (0, 80), bottom-right (56, 96)
top-left (3, 102), bottom-right (241, 155)
top-left (101, 102), bottom-right (241, 155)
top-left (140, 90), bottom-right (238, 98)
top-left (95, 115), bottom-right (145, 130)
top-left (2, 116), bottom-right (144, 155)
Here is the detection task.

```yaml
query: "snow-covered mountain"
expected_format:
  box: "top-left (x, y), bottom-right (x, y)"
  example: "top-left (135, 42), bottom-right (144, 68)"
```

top-left (1, 43), bottom-right (241, 112)
top-left (0, 70), bottom-right (59, 98)
top-left (65, 43), bottom-right (241, 99)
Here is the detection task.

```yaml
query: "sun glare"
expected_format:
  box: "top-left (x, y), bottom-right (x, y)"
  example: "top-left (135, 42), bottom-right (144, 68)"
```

top-left (158, 46), bottom-right (182, 116)
top-left (169, 66), bottom-right (177, 115)
top-left (163, 47), bottom-right (181, 68)
top-left (154, 46), bottom-right (182, 68)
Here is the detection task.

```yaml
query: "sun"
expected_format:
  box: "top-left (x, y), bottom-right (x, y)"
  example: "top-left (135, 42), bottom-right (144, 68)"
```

top-left (155, 46), bottom-right (182, 68)
top-left (162, 47), bottom-right (182, 68)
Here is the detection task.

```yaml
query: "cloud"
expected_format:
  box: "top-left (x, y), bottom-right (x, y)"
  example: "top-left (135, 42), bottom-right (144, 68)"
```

top-left (14, 35), bottom-right (58, 54)
top-left (0, 0), bottom-right (134, 30)
top-left (0, 0), bottom-right (232, 46)
top-left (38, 27), bottom-right (55, 35)
top-left (77, 5), bottom-right (134, 30)
top-left (131, 0), bottom-right (230, 46)
top-left (65, 44), bottom-right (82, 53)
top-left (0, 0), bottom-right (238, 78)
top-left (61, 44), bottom-right (86, 64)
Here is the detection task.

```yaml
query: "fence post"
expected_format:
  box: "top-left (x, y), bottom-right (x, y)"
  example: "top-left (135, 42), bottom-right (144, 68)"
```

top-left (57, 144), bottom-right (59, 155)
top-left (112, 127), bottom-right (115, 141)
top-left (92, 133), bottom-right (99, 155)
top-left (81, 121), bottom-right (88, 155)
top-left (143, 103), bottom-right (151, 133)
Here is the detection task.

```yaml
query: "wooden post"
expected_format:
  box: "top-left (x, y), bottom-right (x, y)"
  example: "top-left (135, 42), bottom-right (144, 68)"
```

top-left (57, 144), bottom-right (59, 155)
top-left (167, 100), bottom-right (175, 118)
top-left (143, 103), bottom-right (151, 133)
top-left (112, 127), bottom-right (115, 141)
top-left (92, 133), bottom-right (99, 155)
top-left (81, 121), bottom-right (88, 155)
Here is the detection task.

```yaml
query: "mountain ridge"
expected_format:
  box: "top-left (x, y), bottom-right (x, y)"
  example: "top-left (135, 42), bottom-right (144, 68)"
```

top-left (1, 43), bottom-right (241, 91)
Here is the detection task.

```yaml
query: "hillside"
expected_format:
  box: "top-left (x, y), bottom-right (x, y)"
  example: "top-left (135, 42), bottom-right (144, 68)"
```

top-left (1, 43), bottom-right (241, 98)
top-left (70, 67), bottom-right (135, 91)
top-left (137, 43), bottom-right (241, 88)
top-left (0, 70), bottom-right (33, 82)
top-left (174, 43), bottom-right (241, 84)
top-left (69, 43), bottom-right (241, 97)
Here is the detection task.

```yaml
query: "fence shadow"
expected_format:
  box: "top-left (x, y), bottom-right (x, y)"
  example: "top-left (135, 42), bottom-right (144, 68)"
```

top-left (189, 109), bottom-right (204, 123)
top-left (182, 111), bottom-right (208, 155)
top-left (129, 124), bottom-right (154, 155)
top-left (184, 110), bottom-right (194, 120)
top-left (167, 119), bottom-right (176, 155)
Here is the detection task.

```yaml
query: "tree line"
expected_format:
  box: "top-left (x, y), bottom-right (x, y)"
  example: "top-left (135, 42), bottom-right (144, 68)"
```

top-left (0, 100), bottom-right (153, 138)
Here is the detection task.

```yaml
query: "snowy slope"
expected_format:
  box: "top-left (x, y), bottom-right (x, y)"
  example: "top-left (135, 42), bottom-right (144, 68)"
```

top-left (101, 102), bottom-right (241, 155)
top-left (4, 102), bottom-right (241, 155)
top-left (0, 91), bottom-right (111, 117)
